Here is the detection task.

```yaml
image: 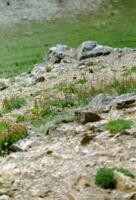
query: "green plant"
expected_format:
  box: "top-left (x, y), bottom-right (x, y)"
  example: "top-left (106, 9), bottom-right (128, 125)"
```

top-left (46, 66), bottom-right (52, 72)
top-left (16, 114), bottom-right (27, 122)
top-left (76, 79), bottom-right (87, 85)
top-left (105, 119), bottom-right (133, 133)
top-left (2, 96), bottom-right (26, 113)
top-left (0, 120), bottom-right (27, 155)
top-left (51, 98), bottom-right (76, 108)
top-left (95, 168), bottom-right (116, 189)
top-left (95, 167), bottom-right (135, 189)
top-left (124, 66), bottom-right (136, 76)
top-left (112, 78), bottom-right (136, 94)
top-left (113, 167), bottom-right (135, 178)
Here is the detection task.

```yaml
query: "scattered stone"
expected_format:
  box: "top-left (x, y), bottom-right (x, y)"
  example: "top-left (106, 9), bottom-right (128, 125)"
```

top-left (10, 139), bottom-right (35, 152)
top-left (75, 110), bottom-right (101, 124)
top-left (80, 134), bottom-right (94, 145)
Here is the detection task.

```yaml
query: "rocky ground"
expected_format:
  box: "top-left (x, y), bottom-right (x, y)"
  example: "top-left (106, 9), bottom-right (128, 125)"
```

top-left (0, 0), bottom-right (102, 26)
top-left (0, 41), bottom-right (136, 200)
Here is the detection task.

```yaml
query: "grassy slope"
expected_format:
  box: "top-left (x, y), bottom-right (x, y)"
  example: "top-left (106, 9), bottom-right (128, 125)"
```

top-left (0, 0), bottom-right (136, 78)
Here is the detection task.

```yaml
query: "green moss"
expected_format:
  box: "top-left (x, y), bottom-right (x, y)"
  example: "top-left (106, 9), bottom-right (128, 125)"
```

top-left (0, 120), bottom-right (27, 155)
top-left (95, 168), bottom-right (116, 189)
top-left (105, 119), bottom-right (133, 133)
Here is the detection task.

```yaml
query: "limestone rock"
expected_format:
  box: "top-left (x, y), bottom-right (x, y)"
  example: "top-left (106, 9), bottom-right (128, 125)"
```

top-left (87, 93), bottom-right (114, 113)
top-left (77, 41), bottom-right (113, 60)
top-left (11, 139), bottom-right (35, 152)
top-left (114, 171), bottom-right (136, 192)
top-left (87, 93), bottom-right (136, 113)
top-left (0, 195), bottom-right (10, 200)
top-left (45, 44), bottom-right (75, 64)
top-left (124, 192), bottom-right (136, 200)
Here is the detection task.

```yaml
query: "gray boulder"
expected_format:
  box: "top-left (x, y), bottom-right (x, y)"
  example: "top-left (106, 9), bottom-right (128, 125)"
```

top-left (45, 44), bottom-right (75, 64)
top-left (77, 41), bottom-right (113, 60)
top-left (87, 93), bottom-right (136, 113)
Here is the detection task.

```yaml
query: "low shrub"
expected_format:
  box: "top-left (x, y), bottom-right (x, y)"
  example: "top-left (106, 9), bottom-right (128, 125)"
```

top-left (0, 120), bottom-right (27, 155)
top-left (16, 114), bottom-right (27, 122)
top-left (95, 168), bottom-right (116, 189)
top-left (113, 167), bottom-right (135, 178)
top-left (105, 119), bottom-right (133, 133)
top-left (95, 167), bottom-right (135, 189)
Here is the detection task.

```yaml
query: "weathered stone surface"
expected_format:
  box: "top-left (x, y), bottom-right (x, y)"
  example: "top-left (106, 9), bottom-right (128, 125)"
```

top-left (87, 94), bottom-right (115, 113)
top-left (0, 195), bottom-right (10, 200)
top-left (87, 93), bottom-right (136, 113)
top-left (124, 192), bottom-right (136, 200)
top-left (114, 171), bottom-right (136, 192)
top-left (75, 110), bottom-right (101, 124)
top-left (11, 139), bottom-right (35, 152)
top-left (77, 41), bottom-right (113, 60)
top-left (45, 45), bottom-right (75, 64)
top-left (0, 81), bottom-right (8, 91)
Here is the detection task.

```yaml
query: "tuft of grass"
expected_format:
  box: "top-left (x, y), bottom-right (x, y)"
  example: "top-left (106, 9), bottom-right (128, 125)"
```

top-left (124, 66), bottom-right (136, 76)
top-left (95, 167), bottom-right (135, 189)
top-left (0, 120), bottom-right (27, 155)
top-left (105, 119), bottom-right (133, 133)
top-left (75, 79), bottom-right (87, 85)
top-left (2, 96), bottom-right (26, 113)
top-left (16, 114), bottom-right (27, 122)
top-left (113, 167), bottom-right (135, 178)
top-left (51, 98), bottom-right (76, 108)
top-left (95, 168), bottom-right (116, 189)
top-left (112, 78), bottom-right (136, 94)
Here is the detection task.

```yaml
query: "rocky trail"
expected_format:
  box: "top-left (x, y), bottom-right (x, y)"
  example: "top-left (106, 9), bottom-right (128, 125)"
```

top-left (0, 41), bottom-right (136, 200)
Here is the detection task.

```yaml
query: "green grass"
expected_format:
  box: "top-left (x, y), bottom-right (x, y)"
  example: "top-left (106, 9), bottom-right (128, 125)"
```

top-left (2, 96), bottom-right (26, 113)
top-left (124, 66), bottom-right (136, 76)
top-left (0, 120), bottom-right (27, 155)
top-left (0, 0), bottom-right (136, 78)
top-left (16, 114), bottom-right (27, 122)
top-left (95, 168), bottom-right (116, 189)
top-left (113, 167), bottom-right (135, 178)
top-left (95, 167), bottom-right (135, 189)
top-left (105, 119), bottom-right (133, 133)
